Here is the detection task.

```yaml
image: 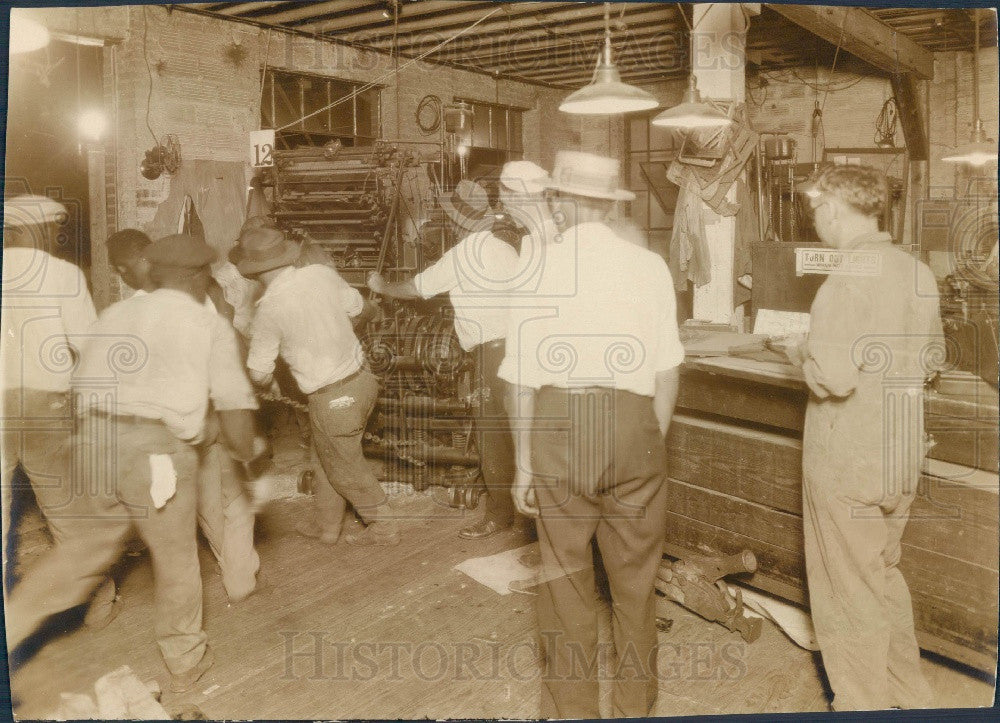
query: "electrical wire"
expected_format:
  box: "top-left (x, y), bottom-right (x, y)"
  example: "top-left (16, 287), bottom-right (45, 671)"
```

top-left (760, 68), bottom-right (865, 92)
top-left (256, 28), bottom-right (272, 128)
top-left (392, 0), bottom-right (400, 143)
top-left (142, 5), bottom-right (159, 146)
top-left (820, 8), bottom-right (850, 114)
top-left (415, 94), bottom-right (442, 134)
top-left (873, 96), bottom-right (899, 148)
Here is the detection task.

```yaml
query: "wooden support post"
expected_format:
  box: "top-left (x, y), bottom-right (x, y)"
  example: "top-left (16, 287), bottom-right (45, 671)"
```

top-left (86, 144), bottom-right (112, 311)
top-left (890, 73), bottom-right (929, 162)
top-left (690, 3), bottom-right (757, 325)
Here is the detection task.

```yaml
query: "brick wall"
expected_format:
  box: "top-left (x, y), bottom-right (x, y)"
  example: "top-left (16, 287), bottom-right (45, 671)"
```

top-left (28, 5), bottom-right (628, 307)
top-left (93, 4), bottom-right (624, 231)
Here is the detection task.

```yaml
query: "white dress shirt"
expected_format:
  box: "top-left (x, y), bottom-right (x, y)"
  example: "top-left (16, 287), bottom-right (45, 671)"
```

top-left (212, 260), bottom-right (260, 337)
top-left (498, 222), bottom-right (684, 397)
top-left (1, 247), bottom-right (97, 393)
top-left (246, 265), bottom-right (365, 394)
top-left (413, 230), bottom-right (520, 351)
top-left (74, 288), bottom-right (257, 442)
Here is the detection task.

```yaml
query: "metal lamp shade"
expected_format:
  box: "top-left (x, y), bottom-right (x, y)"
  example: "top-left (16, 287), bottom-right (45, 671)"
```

top-left (651, 76), bottom-right (731, 129)
top-left (8, 12), bottom-right (50, 54)
top-left (559, 7), bottom-right (659, 118)
top-left (942, 122), bottom-right (997, 167)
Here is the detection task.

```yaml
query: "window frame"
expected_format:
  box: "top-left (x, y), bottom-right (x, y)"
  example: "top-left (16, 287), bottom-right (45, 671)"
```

top-left (452, 96), bottom-right (526, 154)
top-left (261, 67), bottom-right (383, 149)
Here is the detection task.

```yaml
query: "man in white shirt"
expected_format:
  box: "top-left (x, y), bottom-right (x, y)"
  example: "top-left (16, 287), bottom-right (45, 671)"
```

top-left (367, 177), bottom-right (523, 540)
top-left (5, 234), bottom-right (261, 692)
top-left (107, 228), bottom-right (262, 604)
top-left (236, 227), bottom-right (395, 545)
top-left (499, 152), bottom-right (683, 718)
top-left (1, 195), bottom-right (118, 629)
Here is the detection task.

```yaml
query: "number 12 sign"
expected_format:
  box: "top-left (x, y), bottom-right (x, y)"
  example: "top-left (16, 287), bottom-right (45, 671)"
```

top-left (250, 129), bottom-right (275, 168)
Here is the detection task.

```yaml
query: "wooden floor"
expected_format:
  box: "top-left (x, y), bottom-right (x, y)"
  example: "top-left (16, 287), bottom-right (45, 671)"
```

top-left (8, 471), bottom-right (997, 719)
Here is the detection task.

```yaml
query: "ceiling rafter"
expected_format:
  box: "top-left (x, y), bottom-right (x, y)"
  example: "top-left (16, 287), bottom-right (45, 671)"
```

top-left (186, 3), bottom-right (981, 88)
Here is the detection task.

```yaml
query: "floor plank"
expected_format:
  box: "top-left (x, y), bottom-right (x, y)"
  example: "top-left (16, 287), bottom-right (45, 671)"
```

top-left (8, 468), bottom-right (996, 719)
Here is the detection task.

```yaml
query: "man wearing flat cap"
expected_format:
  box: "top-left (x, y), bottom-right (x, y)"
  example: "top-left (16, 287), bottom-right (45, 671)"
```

top-left (368, 172), bottom-right (533, 540)
top-left (235, 226), bottom-right (395, 545)
top-left (107, 228), bottom-right (263, 605)
top-left (4, 233), bottom-right (261, 692)
top-left (1, 195), bottom-right (120, 628)
top-left (499, 151), bottom-right (683, 718)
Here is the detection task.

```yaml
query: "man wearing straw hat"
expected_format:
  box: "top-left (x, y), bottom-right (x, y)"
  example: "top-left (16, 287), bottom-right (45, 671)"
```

top-left (234, 226), bottom-right (395, 545)
top-left (367, 175), bottom-right (532, 540)
top-left (498, 151), bottom-right (683, 718)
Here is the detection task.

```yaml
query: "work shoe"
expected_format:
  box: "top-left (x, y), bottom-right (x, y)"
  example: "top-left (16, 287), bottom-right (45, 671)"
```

top-left (170, 646), bottom-right (215, 694)
top-left (345, 521), bottom-right (399, 546)
top-left (295, 518), bottom-right (340, 545)
top-left (518, 546), bottom-right (542, 568)
top-left (458, 518), bottom-right (507, 540)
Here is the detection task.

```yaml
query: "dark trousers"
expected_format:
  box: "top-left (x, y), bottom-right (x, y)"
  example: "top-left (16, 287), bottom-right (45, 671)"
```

top-left (531, 386), bottom-right (669, 719)
top-left (2, 389), bottom-right (116, 620)
top-left (473, 340), bottom-right (516, 526)
top-left (309, 369), bottom-right (386, 532)
top-left (5, 418), bottom-right (206, 674)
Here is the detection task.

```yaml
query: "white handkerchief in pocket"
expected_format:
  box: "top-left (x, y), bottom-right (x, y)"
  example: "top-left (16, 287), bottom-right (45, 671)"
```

top-left (148, 454), bottom-right (177, 509)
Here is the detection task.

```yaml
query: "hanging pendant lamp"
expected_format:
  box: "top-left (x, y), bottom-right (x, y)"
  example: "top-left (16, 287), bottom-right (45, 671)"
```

top-left (651, 74), bottom-right (731, 129)
top-left (8, 10), bottom-right (50, 54)
top-left (559, 3), bottom-right (659, 115)
top-left (941, 8), bottom-right (997, 167)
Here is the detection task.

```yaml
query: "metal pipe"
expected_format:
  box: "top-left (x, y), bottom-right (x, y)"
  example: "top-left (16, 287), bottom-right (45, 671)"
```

top-left (362, 444), bottom-right (478, 467)
top-left (377, 396), bottom-right (470, 416)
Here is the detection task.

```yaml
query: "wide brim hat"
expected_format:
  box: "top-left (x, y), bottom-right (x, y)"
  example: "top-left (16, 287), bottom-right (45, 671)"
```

top-left (3, 194), bottom-right (68, 228)
top-left (439, 179), bottom-right (490, 233)
top-left (233, 226), bottom-right (301, 275)
top-left (500, 160), bottom-right (550, 195)
top-left (542, 150), bottom-right (635, 201)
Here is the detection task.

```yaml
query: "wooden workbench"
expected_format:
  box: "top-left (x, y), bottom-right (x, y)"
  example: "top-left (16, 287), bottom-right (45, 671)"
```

top-left (664, 355), bottom-right (999, 673)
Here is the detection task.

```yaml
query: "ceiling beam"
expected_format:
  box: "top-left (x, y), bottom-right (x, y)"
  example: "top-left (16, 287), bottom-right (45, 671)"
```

top-left (519, 55), bottom-right (688, 82)
top-left (486, 41), bottom-right (687, 77)
top-left (213, 2), bottom-right (289, 15)
top-left (458, 26), bottom-right (686, 66)
top-left (358, 5), bottom-right (679, 53)
top-left (528, 67), bottom-right (687, 88)
top-left (767, 4), bottom-right (934, 79)
top-left (338, 2), bottom-right (592, 42)
top-left (253, 0), bottom-right (383, 25)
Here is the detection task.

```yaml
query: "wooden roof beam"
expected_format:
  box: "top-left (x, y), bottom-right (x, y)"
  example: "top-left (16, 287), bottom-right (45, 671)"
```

top-left (213, 2), bottom-right (290, 16)
top-left (890, 73), bottom-right (929, 161)
top-left (767, 4), bottom-right (934, 79)
top-left (348, 2), bottom-right (679, 45)
top-left (357, 5), bottom-right (679, 53)
top-left (252, 1), bottom-right (383, 25)
top-left (458, 27), bottom-right (686, 65)
top-left (263, 1), bottom-right (490, 30)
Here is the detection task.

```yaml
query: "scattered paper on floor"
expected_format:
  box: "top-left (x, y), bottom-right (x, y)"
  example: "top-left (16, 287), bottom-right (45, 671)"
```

top-left (454, 542), bottom-right (586, 595)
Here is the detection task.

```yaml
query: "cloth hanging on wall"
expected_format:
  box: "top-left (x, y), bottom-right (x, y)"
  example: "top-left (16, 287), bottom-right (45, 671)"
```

top-left (668, 181), bottom-right (711, 289)
top-left (666, 104), bottom-right (759, 217)
top-left (148, 160), bottom-right (248, 258)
